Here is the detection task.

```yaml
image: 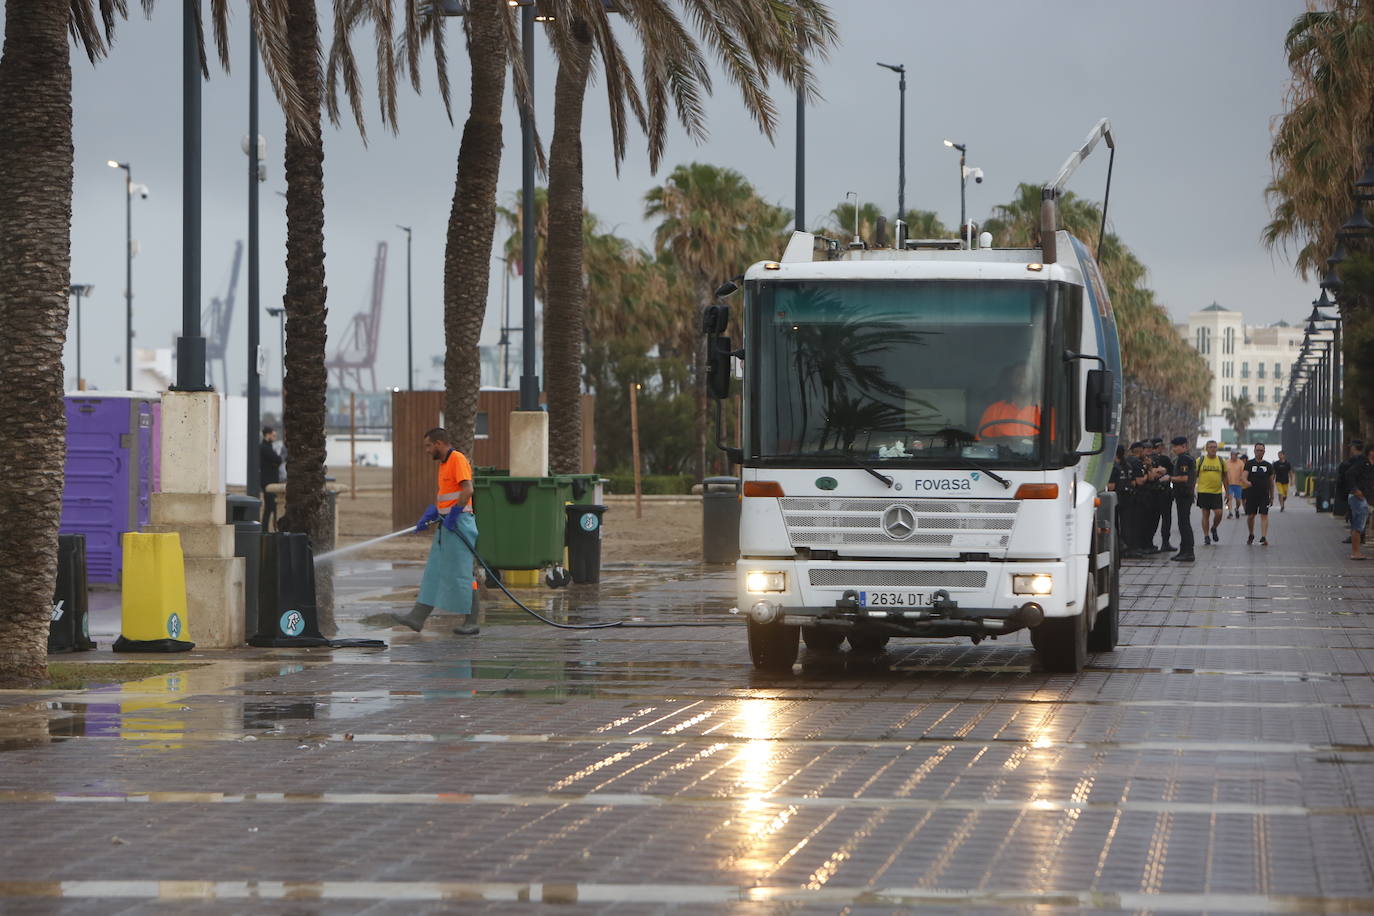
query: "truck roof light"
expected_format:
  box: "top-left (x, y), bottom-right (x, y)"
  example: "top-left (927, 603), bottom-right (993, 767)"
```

top-left (764, 262), bottom-right (781, 270)
top-left (743, 481), bottom-right (785, 497)
top-left (1027, 263), bottom-right (1044, 272)
top-left (1014, 483), bottom-right (1059, 499)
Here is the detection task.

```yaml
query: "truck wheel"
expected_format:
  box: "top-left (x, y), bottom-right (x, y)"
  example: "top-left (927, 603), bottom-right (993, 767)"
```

top-left (748, 620), bottom-right (799, 672)
top-left (1032, 576), bottom-right (1090, 673)
top-left (847, 631), bottom-right (890, 653)
top-left (1088, 543), bottom-right (1119, 652)
top-left (802, 627), bottom-right (845, 652)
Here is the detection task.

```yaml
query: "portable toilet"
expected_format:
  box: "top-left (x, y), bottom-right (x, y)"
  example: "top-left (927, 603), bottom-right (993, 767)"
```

top-left (61, 393), bottom-right (159, 584)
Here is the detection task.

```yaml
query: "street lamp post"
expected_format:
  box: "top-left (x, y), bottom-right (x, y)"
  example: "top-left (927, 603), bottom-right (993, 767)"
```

top-left (397, 225), bottom-right (413, 390)
top-left (497, 256), bottom-right (515, 389)
top-left (518, 1), bottom-right (539, 411)
top-left (876, 62), bottom-right (905, 220)
top-left (247, 28), bottom-right (264, 497)
top-left (107, 160), bottom-right (135, 388)
top-left (69, 284), bottom-right (94, 390)
top-left (795, 84), bottom-right (805, 232)
top-left (173, 0), bottom-right (209, 393)
top-left (943, 139), bottom-right (967, 244)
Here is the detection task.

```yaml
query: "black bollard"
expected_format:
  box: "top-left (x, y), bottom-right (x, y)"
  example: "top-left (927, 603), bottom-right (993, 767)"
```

top-left (249, 532), bottom-right (331, 647)
top-left (49, 534), bottom-right (97, 653)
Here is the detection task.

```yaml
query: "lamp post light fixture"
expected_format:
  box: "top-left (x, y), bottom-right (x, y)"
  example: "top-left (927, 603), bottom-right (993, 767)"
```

top-left (68, 284), bottom-right (95, 390)
top-left (876, 62), bottom-right (906, 221)
top-left (397, 225), bottom-right (414, 390)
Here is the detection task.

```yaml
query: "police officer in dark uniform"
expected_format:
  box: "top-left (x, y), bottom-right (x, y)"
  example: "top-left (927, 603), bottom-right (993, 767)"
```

top-left (1112, 445), bottom-right (1143, 559)
top-left (1125, 441), bottom-right (1156, 556)
top-left (1149, 437), bottom-right (1174, 553)
top-left (1168, 436), bottom-right (1196, 562)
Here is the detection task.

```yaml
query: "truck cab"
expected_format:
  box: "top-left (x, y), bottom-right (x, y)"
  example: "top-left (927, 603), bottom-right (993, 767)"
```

top-left (724, 227), bottom-right (1121, 674)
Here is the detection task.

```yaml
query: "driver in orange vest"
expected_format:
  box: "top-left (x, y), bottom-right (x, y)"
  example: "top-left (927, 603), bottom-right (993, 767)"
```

top-left (978, 361), bottom-right (1045, 440)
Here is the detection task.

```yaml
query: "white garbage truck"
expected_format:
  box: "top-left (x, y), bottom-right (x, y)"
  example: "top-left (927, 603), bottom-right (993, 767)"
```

top-left (706, 121), bottom-right (1123, 674)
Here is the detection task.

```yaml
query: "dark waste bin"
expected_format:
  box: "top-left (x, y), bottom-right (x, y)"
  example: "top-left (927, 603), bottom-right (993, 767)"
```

top-left (227, 494), bottom-right (262, 640)
top-left (49, 534), bottom-right (96, 653)
top-left (702, 476), bottom-right (741, 564)
top-left (1316, 476), bottom-right (1333, 513)
top-left (564, 504), bottom-right (606, 584)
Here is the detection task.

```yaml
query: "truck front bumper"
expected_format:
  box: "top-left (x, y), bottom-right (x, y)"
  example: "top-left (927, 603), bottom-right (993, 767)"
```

top-left (736, 557), bottom-right (1076, 638)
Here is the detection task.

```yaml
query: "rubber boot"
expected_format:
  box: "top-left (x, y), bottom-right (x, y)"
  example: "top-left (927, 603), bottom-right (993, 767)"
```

top-left (452, 615), bottom-right (480, 636)
top-left (390, 602), bottom-right (434, 632)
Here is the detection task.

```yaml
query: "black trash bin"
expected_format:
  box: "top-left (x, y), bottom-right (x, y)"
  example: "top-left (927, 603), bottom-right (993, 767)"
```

top-left (564, 504), bottom-right (607, 584)
top-left (226, 494), bottom-right (262, 640)
top-left (1316, 476), bottom-right (1333, 513)
top-left (49, 534), bottom-right (96, 653)
top-left (702, 476), bottom-right (741, 564)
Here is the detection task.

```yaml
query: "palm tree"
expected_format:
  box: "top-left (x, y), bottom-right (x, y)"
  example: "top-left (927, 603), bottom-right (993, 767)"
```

top-left (901, 209), bottom-right (948, 239)
top-left (821, 200), bottom-right (885, 243)
top-left (538, 0), bottom-right (837, 473)
top-left (275, 0), bottom-right (332, 590)
top-left (0, 0), bottom-right (88, 685)
top-left (1224, 397), bottom-right (1257, 446)
top-left (645, 162), bottom-right (791, 478)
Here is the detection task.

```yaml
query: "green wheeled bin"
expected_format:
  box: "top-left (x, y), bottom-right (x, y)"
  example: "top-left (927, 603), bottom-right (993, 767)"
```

top-left (471, 476), bottom-right (566, 570)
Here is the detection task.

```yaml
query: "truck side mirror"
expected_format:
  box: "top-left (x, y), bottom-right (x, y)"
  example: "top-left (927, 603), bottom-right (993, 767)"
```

top-left (1084, 368), bottom-right (1112, 433)
top-left (707, 335), bottom-right (732, 400)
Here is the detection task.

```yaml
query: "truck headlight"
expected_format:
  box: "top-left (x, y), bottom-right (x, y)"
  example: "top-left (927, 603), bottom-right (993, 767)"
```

top-left (745, 571), bottom-right (786, 594)
top-left (1013, 573), bottom-right (1054, 596)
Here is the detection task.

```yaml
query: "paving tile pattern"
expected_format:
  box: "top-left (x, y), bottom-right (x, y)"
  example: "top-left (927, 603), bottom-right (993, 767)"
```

top-left (2, 503), bottom-right (1374, 913)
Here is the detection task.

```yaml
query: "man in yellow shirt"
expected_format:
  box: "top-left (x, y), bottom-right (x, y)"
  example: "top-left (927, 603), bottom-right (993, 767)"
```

top-left (391, 427), bottom-right (481, 635)
top-left (1195, 440), bottom-right (1226, 545)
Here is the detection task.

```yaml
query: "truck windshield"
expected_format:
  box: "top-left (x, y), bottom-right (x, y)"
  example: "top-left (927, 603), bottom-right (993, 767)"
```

top-left (750, 279), bottom-right (1052, 466)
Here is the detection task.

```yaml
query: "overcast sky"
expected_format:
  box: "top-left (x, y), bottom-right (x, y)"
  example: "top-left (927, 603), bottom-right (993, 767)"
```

top-left (30, 0), bottom-right (1313, 392)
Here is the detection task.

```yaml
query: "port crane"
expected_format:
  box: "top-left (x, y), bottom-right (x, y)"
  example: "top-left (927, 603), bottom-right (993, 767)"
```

top-left (327, 241), bottom-right (387, 391)
top-left (206, 240), bottom-right (244, 393)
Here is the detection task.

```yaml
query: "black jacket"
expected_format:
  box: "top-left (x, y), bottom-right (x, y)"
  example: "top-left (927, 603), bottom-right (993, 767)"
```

top-left (260, 440), bottom-right (283, 484)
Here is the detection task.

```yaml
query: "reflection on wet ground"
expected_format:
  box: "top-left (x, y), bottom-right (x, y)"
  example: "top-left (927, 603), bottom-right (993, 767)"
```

top-left (6, 507), bottom-right (1374, 912)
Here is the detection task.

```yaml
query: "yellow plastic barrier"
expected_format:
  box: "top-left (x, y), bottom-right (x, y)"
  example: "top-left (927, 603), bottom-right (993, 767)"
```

top-left (113, 532), bottom-right (195, 652)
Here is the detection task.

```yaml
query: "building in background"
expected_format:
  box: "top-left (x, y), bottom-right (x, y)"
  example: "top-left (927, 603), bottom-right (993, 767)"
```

top-left (1182, 302), bottom-right (1304, 447)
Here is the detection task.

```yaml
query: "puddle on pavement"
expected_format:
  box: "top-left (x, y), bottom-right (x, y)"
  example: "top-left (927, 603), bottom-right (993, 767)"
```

top-left (0, 880), bottom-right (1365, 912)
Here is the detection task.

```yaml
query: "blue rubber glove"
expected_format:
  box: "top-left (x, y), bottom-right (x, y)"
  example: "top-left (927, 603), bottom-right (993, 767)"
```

top-left (442, 509), bottom-right (461, 532)
top-left (415, 504), bottom-right (440, 533)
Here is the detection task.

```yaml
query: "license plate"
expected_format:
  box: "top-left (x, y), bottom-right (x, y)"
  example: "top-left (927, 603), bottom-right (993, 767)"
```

top-left (859, 591), bottom-right (929, 608)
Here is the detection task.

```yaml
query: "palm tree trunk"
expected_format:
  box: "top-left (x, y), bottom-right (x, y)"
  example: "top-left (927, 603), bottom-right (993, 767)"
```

top-left (279, 0), bottom-right (332, 631)
top-left (544, 18), bottom-right (594, 475)
top-left (444, 4), bottom-right (507, 457)
top-left (0, 0), bottom-right (72, 686)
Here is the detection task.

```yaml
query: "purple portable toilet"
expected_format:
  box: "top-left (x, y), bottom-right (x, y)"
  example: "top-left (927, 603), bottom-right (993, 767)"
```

top-left (61, 394), bottom-right (158, 584)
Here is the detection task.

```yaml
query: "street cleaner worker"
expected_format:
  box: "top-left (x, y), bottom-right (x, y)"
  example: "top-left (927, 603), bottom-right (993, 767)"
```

top-left (391, 427), bottom-right (481, 636)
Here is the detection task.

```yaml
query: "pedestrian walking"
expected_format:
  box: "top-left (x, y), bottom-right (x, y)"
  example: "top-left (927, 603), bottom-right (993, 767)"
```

top-left (259, 426), bottom-right (282, 531)
top-left (1149, 437), bottom-right (1174, 552)
top-left (1225, 449), bottom-right (1246, 519)
top-left (1195, 440), bottom-right (1226, 545)
top-left (1336, 440), bottom-right (1362, 524)
top-left (390, 427), bottom-right (481, 636)
top-left (1242, 443), bottom-right (1275, 546)
top-left (1272, 450), bottom-right (1293, 511)
top-left (1341, 443), bottom-right (1374, 554)
top-left (1169, 436), bottom-right (1196, 561)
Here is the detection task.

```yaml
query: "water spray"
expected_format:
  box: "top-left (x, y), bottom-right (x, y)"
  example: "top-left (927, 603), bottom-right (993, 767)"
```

top-left (313, 527), bottom-right (416, 565)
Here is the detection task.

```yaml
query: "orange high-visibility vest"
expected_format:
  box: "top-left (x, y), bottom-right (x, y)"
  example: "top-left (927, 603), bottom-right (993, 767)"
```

top-left (979, 401), bottom-right (1042, 438)
top-left (436, 449), bottom-right (474, 514)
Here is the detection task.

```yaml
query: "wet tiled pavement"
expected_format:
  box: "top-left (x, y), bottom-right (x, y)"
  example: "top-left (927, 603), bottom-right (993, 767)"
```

top-left (4, 499), bottom-right (1374, 913)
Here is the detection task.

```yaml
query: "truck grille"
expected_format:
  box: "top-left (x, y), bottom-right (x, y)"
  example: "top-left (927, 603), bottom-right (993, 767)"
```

top-left (780, 497), bottom-right (1020, 550)
top-left (807, 569), bottom-right (988, 589)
